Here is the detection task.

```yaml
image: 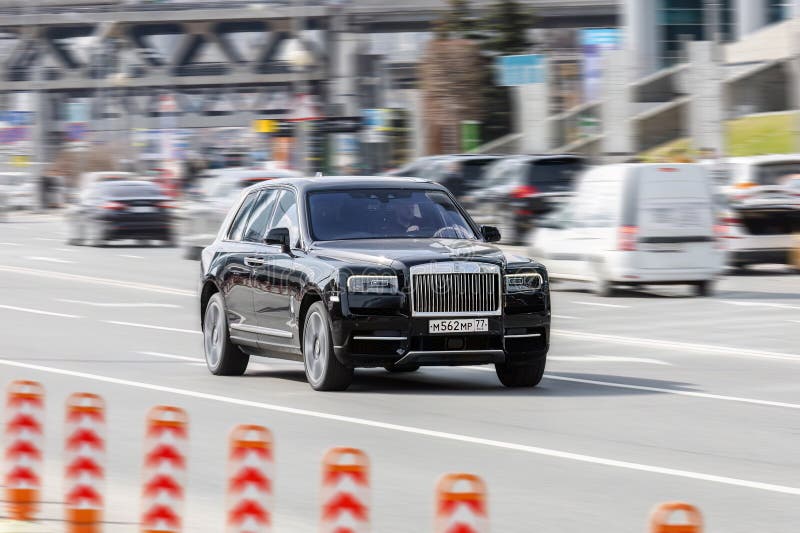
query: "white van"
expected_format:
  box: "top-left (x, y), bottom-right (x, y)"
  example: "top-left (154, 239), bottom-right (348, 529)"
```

top-left (528, 163), bottom-right (725, 296)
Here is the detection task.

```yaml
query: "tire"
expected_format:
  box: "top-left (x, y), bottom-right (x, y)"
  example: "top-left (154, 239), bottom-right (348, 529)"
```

top-left (694, 280), bottom-right (714, 297)
top-left (592, 277), bottom-right (616, 297)
top-left (203, 293), bottom-right (249, 376)
top-left (302, 302), bottom-right (353, 391)
top-left (384, 364), bottom-right (420, 373)
top-left (495, 357), bottom-right (546, 388)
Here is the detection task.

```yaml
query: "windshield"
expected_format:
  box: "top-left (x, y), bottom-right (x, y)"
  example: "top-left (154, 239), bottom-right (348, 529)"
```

top-left (308, 188), bottom-right (477, 241)
top-left (527, 159), bottom-right (583, 191)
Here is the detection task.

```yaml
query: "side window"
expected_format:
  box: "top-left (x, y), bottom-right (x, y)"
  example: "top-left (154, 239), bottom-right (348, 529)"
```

top-left (242, 189), bottom-right (279, 243)
top-left (269, 190), bottom-right (300, 247)
top-left (226, 192), bottom-right (258, 241)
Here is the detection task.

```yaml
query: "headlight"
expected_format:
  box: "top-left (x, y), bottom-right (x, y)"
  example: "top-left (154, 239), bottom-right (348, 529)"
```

top-left (505, 273), bottom-right (543, 293)
top-left (347, 275), bottom-right (399, 294)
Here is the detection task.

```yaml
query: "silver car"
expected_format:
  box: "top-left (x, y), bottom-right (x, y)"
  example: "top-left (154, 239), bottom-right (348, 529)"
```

top-left (180, 168), bottom-right (300, 259)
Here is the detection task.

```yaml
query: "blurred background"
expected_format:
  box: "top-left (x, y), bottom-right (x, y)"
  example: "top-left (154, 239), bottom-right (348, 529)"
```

top-left (0, 1), bottom-right (799, 262)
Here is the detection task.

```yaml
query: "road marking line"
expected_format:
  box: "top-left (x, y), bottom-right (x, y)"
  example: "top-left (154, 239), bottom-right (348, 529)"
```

top-left (139, 351), bottom-right (203, 362)
top-left (58, 299), bottom-right (182, 309)
top-left (0, 304), bottom-right (81, 319)
top-left (466, 367), bottom-right (799, 409)
top-left (571, 301), bottom-right (630, 309)
top-left (0, 242), bottom-right (21, 246)
top-left (554, 329), bottom-right (800, 362)
top-left (549, 356), bottom-right (671, 366)
top-left (54, 248), bottom-right (78, 253)
top-left (721, 301), bottom-right (800, 311)
top-left (0, 358), bottom-right (798, 496)
top-left (119, 254), bottom-right (144, 259)
top-left (33, 238), bottom-right (60, 242)
top-left (104, 321), bottom-right (201, 335)
top-left (0, 265), bottom-right (194, 297)
top-left (24, 256), bottom-right (75, 264)
top-left (552, 314), bottom-right (578, 320)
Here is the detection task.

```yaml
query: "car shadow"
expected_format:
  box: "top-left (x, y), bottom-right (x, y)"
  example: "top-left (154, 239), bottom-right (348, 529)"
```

top-left (242, 367), bottom-right (696, 397)
top-left (726, 265), bottom-right (798, 277)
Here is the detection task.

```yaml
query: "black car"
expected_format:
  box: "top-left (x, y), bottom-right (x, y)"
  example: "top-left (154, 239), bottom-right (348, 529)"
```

top-left (199, 177), bottom-right (551, 391)
top-left (67, 180), bottom-right (175, 246)
top-left (388, 154), bottom-right (502, 199)
top-left (464, 155), bottom-right (584, 245)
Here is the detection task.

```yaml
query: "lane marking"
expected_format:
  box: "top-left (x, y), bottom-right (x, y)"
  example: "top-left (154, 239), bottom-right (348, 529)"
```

top-left (0, 265), bottom-right (194, 297)
top-left (139, 351), bottom-right (202, 362)
top-left (58, 299), bottom-right (182, 309)
top-left (465, 367), bottom-right (799, 409)
top-left (24, 256), bottom-right (75, 264)
top-left (552, 314), bottom-right (579, 320)
top-left (0, 304), bottom-right (81, 319)
top-left (54, 248), bottom-right (78, 253)
top-left (554, 329), bottom-right (800, 362)
top-left (571, 301), bottom-right (630, 309)
top-left (549, 356), bottom-right (671, 366)
top-left (33, 238), bottom-right (60, 242)
top-left (721, 300), bottom-right (800, 311)
top-left (119, 254), bottom-right (144, 259)
top-left (0, 242), bottom-right (21, 246)
top-left (104, 321), bottom-right (201, 335)
top-left (0, 358), bottom-right (798, 496)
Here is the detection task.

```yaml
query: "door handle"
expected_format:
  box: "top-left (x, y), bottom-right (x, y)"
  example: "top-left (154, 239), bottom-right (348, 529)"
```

top-left (244, 257), bottom-right (266, 267)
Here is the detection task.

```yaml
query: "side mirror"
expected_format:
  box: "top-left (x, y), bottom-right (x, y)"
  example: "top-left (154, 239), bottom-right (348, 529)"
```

top-left (265, 227), bottom-right (291, 253)
top-left (480, 225), bottom-right (501, 243)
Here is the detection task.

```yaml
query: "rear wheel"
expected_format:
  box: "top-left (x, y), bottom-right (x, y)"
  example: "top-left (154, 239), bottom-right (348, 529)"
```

top-left (495, 357), bottom-right (546, 388)
top-left (592, 277), bottom-right (616, 297)
top-left (303, 302), bottom-right (353, 391)
top-left (694, 280), bottom-right (714, 297)
top-left (203, 293), bottom-right (249, 376)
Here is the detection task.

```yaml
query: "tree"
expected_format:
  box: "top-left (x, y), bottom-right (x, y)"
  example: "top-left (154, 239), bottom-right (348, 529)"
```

top-left (437, 0), bottom-right (475, 40)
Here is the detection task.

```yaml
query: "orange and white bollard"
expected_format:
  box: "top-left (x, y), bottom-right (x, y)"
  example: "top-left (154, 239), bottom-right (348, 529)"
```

top-left (320, 447), bottom-right (370, 533)
top-left (226, 425), bottom-right (274, 533)
top-left (64, 393), bottom-right (105, 533)
top-left (140, 406), bottom-right (188, 533)
top-left (649, 502), bottom-right (703, 533)
top-left (4, 380), bottom-right (45, 522)
top-left (434, 473), bottom-right (489, 533)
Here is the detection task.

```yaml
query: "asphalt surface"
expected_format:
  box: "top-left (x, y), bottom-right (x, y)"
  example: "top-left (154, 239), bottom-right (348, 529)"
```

top-left (0, 212), bottom-right (799, 532)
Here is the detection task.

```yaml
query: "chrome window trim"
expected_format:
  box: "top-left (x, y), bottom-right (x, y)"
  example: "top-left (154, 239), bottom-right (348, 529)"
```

top-left (352, 336), bottom-right (408, 341)
top-left (230, 323), bottom-right (293, 339)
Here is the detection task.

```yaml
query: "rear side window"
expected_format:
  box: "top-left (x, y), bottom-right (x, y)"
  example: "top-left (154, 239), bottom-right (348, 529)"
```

top-left (227, 192), bottom-right (259, 241)
top-left (106, 184), bottom-right (162, 197)
top-left (754, 162), bottom-right (800, 186)
top-left (527, 159), bottom-right (583, 192)
top-left (242, 189), bottom-right (279, 243)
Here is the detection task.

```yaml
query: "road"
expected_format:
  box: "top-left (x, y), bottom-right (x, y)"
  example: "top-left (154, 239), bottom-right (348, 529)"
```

top-left (0, 212), bottom-right (798, 532)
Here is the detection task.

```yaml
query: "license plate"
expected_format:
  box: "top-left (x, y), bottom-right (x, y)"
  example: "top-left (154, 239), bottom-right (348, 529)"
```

top-left (130, 206), bottom-right (155, 213)
top-left (429, 318), bottom-right (488, 334)
top-left (645, 243), bottom-right (684, 253)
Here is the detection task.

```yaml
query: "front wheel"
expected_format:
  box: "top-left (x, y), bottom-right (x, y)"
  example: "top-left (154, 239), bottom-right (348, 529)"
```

top-left (303, 302), bottom-right (353, 391)
top-left (495, 357), bottom-right (546, 388)
top-left (203, 293), bottom-right (249, 376)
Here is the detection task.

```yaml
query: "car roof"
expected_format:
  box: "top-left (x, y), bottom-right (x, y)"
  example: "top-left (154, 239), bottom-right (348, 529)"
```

top-left (501, 154), bottom-right (585, 162)
top-left (726, 154), bottom-right (800, 165)
top-left (248, 176), bottom-right (439, 193)
top-left (94, 180), bottom-right (158, 188)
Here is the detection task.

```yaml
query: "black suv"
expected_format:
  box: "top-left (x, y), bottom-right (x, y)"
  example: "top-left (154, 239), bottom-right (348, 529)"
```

top-left (199, 177), bottom-right (551, 391)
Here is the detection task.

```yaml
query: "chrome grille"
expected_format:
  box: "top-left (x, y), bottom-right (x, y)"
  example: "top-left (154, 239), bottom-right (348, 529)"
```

top-left (410, 263), bottom-right (502, 316)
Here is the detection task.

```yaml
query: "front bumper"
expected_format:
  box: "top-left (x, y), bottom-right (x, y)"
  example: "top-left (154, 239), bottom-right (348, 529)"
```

top-left (329, 292), bottom-right (550, 368)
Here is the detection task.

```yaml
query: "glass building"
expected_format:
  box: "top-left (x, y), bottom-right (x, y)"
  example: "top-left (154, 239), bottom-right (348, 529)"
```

top-left (657, 0), bottom-right (733, 67)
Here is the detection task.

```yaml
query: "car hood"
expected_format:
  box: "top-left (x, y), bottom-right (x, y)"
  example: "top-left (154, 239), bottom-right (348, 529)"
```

top-left (309, 239), bottom-right (518, 269)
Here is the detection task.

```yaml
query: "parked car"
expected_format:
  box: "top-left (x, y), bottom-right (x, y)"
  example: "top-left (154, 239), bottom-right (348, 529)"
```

top-left (198, 176), bottom-right (550, 391)
top-left (180, 168), bottom-right (300, 259)
top-left (388, 155), bottom-right (502, 199)
top-left (528, 163), bottom-right (724, 296)
top-left (0, 172), bottom-right (35, 210)
top-left (66, 180), bottom-right (176, 246)
top-left (464, 155), bottom-right (585, 244)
